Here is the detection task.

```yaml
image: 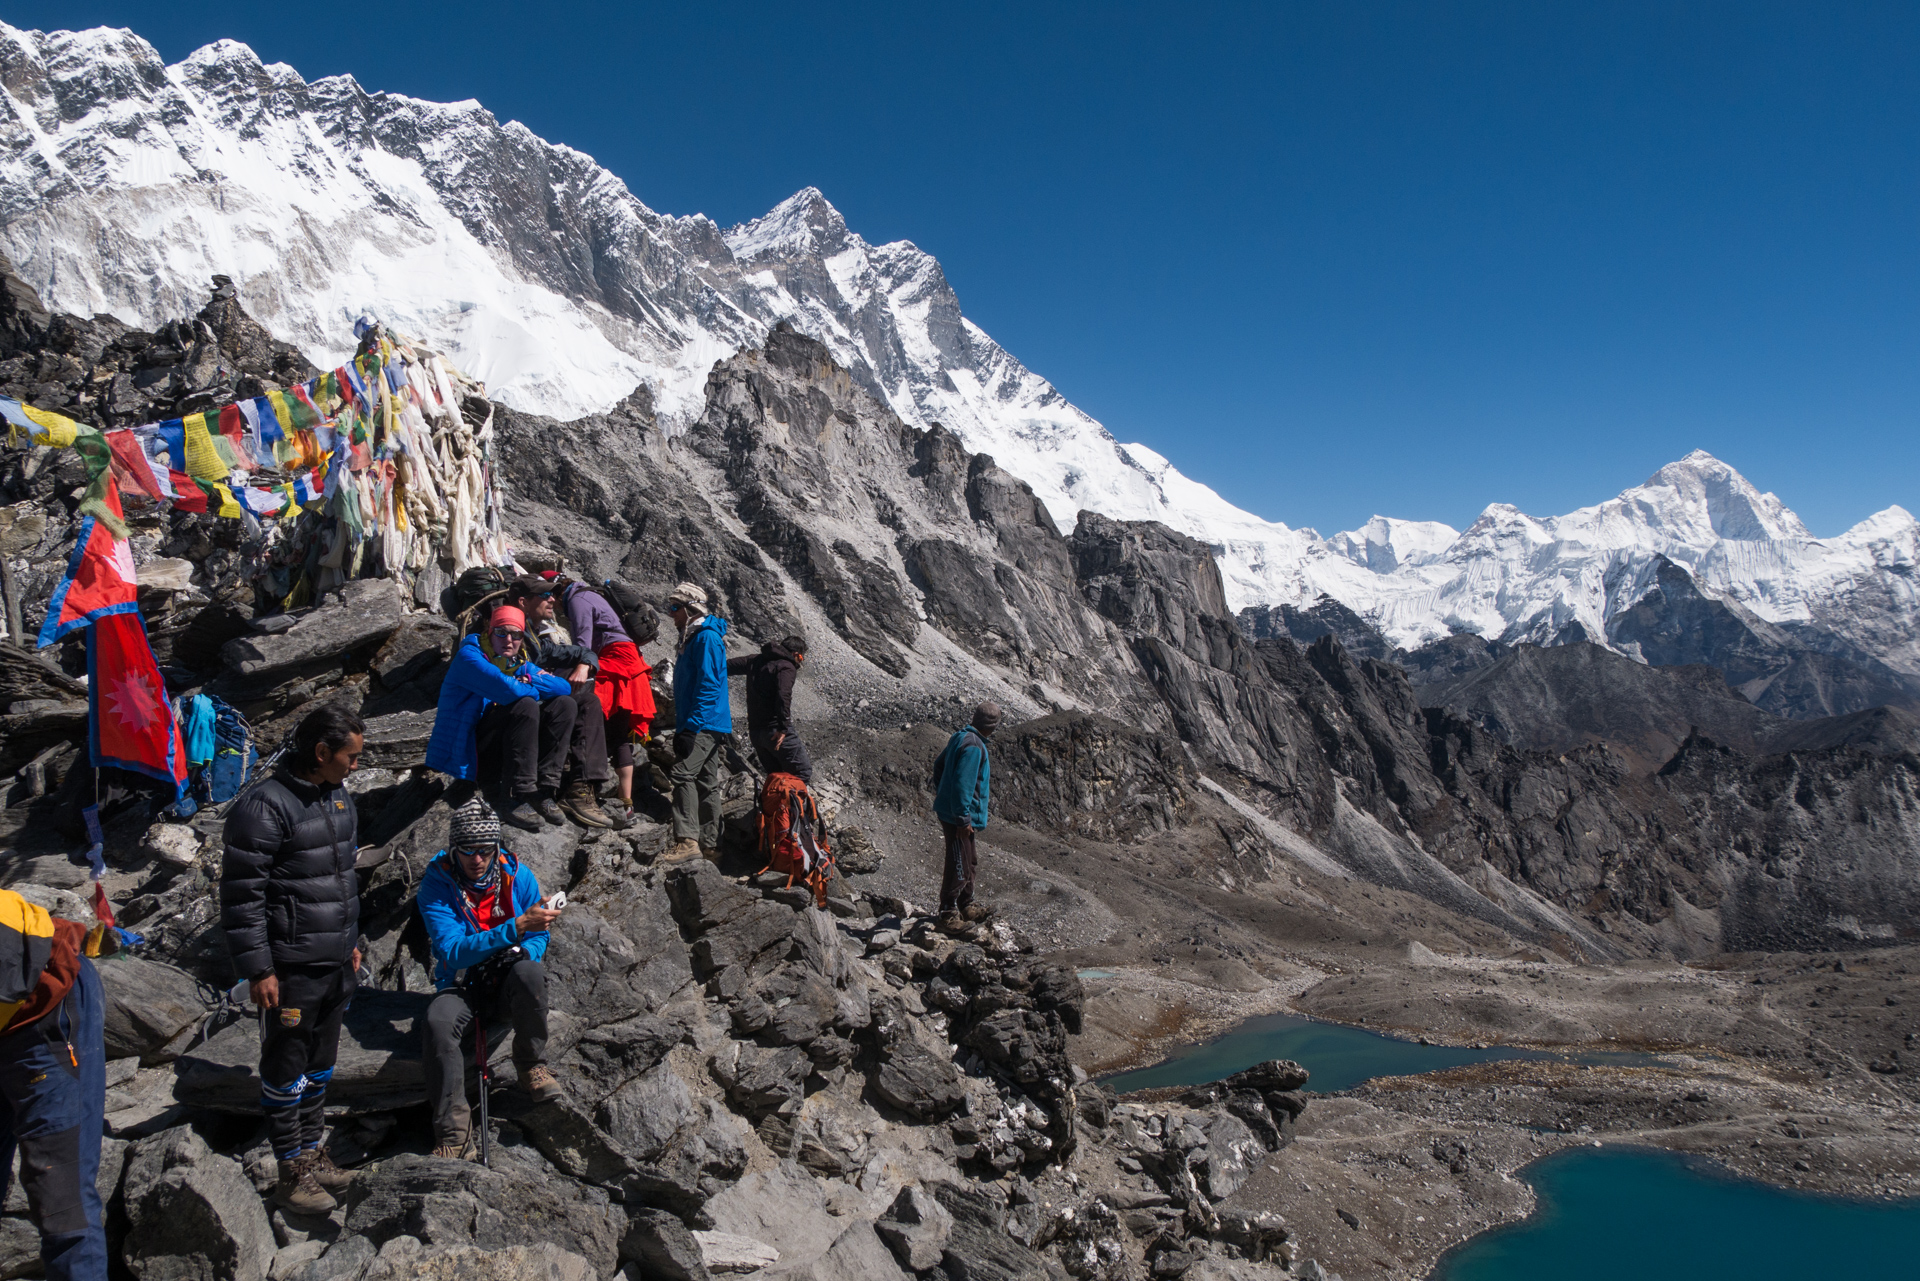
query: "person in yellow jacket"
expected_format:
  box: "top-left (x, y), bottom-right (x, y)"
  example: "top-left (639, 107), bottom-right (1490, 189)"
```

top-left (0, 890), bottom-right (106, 1280)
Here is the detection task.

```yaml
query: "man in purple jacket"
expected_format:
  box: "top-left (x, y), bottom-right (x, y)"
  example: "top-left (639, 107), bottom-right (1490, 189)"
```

top-left (424, 604), bottom-right (576, 832)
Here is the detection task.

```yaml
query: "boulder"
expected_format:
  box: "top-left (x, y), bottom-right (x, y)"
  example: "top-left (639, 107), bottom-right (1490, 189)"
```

top-left (928, 1182), bottom-right (1046, 1281)
top-left (595, 1062), bottom-right (703, 1163)
top-left (622, 1207), bottom-right (712, 1281)
top-left (9, 883), bottom-right (93, 926)
top-left (369, 613), bottom-right (458, 688)
top-left (357, 711), bottom-right (438, 770)
top-left (834, 827), bottom-right (883, 875)
top-left (174, 990), bottom-right (432, 1112)
top-left (0, 1215), bottom-right (39, 1281)
top-left (1201, 1111), bottom-right (1262, 1200)
top-left (875, 1184), bottom-right (953, 1272)
top-left (219, 579), bottom-right (410, 681)
top-left (869, 999), bottom-right (965, 1120)
top-left (693, 1230), bottom-right (780, 1274)
top-left (277, 1236), bottom-right (376, 1281)
top-left (1224, 1060), bottom-right (1308, 1094)
top-left (122, 1127), bottom-right (275, 1281)
top-left (360, 1240), bottom-right (595, 1281)
top-left (704, 1165), bottom-right (841, 1271)
top-left (141, 823), bottom-right (205, 868)
top-left (714, 1044), bottom-right (809, 1119)
top-left (98, 957), bottom-right (209, 1063)
top-left (509, 1098), bottom-right (637, 1185)
top-left (775, 1221), bottom-right (910, 1281)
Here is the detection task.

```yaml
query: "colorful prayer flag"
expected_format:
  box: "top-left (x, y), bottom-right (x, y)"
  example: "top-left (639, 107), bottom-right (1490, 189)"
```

top-left (87, 610), bottom-right (188, 798)
top-left (37, 474), bottom-right (138, 646)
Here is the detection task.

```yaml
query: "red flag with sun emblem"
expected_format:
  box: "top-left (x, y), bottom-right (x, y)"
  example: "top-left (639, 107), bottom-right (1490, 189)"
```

top-left (87, 604), bottom-right (188, 797)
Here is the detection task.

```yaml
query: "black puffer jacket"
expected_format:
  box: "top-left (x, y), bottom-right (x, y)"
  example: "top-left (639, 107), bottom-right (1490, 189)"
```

top-left (727, 641), bottom-right (800, 736)
top-left (220, 772), bottom-right (359, 980)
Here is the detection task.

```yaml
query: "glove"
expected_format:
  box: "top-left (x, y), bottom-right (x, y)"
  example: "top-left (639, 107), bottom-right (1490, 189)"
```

top-left (673, 730), bottom-right (696, 760)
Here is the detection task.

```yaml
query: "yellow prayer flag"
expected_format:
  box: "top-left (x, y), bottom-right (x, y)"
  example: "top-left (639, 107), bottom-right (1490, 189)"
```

top-left (213, 483), bottom-right (243, 519)
top-left (182, 412), bottom-right (229, 481)
top-left (21, 405), bottom-right (80, 448)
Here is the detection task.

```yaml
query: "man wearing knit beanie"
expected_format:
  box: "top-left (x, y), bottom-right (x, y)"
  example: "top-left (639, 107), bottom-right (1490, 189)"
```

top-left (416, 796), bottom-right (566, 1159)
top-left (929, 701), bottom-right (1003, 931)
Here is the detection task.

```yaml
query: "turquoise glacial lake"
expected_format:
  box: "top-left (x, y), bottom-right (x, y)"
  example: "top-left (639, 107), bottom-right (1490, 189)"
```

top-left (1101, 1010), bottom-right (1653, 1094)
top-left (1433, 1145), bottom-right (1920, 1280)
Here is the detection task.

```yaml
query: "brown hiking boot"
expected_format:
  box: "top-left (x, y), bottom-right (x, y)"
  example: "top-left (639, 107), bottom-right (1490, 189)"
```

top-left (304, 1148), bottom-right (353, 1193)
top-left (936, 911), bottom-right (967, 934)
top-left (431, 1137), bottom-right (474, 1161)
top-left (663, 838), bottom-right (702, 863)
top-left (962, 902), bottom-right (995, 923)
top-left (523, 1064), bottom-right (564, 1104)
top-left (274, 1158), bottom-right (338, 1215)
top-left (560, 780), bottom-right (615, 829)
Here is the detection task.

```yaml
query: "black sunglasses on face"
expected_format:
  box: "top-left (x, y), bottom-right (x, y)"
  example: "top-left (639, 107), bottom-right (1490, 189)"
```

top-left (455, 845), bottom-right (498, 860)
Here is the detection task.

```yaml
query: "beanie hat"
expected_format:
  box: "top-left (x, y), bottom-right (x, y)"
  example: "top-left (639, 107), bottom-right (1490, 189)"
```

top-left (972, 701), bottom-right (1004, 734)
top-left (490, 604), bottom-right (527, 632)
top-left (449, 795), bottom-right (501, 851)
top-left (667, 582), bottom-right (708, 613)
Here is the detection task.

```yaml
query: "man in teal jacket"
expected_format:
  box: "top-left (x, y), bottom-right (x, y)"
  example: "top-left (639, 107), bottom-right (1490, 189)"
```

top-left (665, 583), bottom-right (731, 863)
top-left (931, 701), bottom-right (1002, 931)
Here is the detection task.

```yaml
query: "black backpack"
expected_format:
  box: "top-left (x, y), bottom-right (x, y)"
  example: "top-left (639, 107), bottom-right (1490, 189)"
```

top-left (603, 578), bottom-right (660, 645)
top-left (454, 565), bottom-right (510, 616)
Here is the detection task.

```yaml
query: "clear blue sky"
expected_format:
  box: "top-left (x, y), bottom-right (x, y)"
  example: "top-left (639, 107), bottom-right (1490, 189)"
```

top-left (14, 1), bottom-right (1918, 537)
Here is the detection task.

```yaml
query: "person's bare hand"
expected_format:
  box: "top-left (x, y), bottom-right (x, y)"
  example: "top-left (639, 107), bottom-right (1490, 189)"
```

top-left (571, 664), bottom-right (591, 682)
top-left (774, 732), bottom-right (786, 750)
top-left (515, 904), bottom-right (562, 935)
top-left (351, 947), bottom-right (362, 973)
top-left (250, 974), bottom-right (280, 1010)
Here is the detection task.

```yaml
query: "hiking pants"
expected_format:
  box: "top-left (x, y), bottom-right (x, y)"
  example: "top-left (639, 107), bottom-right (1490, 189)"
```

top-left (0, 959), bottom-right (106, 1281)
top-left (750, 728), bottom-right (813, 784)
top-left (563, 686), bottom-right (610, 786)
top-left (257, 962), bottom-right (354, 1161)
top-left (478, 695), bottom-right (575, 797)
top-left (422, 959), bottom-right (548, 1146)
top-left (671, 730), bottom-right (726, 848)
top-left (939, 821), bottom-right (977, 914)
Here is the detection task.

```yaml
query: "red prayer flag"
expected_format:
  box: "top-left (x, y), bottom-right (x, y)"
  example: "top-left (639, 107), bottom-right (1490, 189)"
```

top-left (88, 610), bottom-right (188, 797)
top-left (168, 470), bottom-right (209, 513)
top-left (37, 474), bottom-right (138, 645)
top-left (105, 429), bottom-right (167, 501)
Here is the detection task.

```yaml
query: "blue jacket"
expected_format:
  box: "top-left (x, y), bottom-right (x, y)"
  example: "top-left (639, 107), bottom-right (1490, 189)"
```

top-left (425, 634), bottom-right (572, 780)
top-left (416, 850), bottom-right (548, 991)
top-left (932, 727), bottom-right (991, 830)
top-left (673, 615), bottom-right (732, 733)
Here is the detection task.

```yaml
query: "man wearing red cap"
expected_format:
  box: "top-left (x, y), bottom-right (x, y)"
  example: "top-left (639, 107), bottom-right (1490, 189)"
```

top-left (425, 603), bottom-right (576, 831)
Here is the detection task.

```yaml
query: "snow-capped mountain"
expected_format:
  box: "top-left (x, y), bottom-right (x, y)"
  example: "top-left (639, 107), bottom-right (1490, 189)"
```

top-left (2, 22), bottom-right (1914, 694)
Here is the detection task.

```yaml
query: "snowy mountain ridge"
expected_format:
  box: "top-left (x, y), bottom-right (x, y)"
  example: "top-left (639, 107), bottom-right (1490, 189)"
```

top-left (2, 21), bottom-right (1914, 687)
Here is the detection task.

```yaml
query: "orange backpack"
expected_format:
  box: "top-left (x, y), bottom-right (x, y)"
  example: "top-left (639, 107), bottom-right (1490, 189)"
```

top-left (756, 771), bottom-right (833, 907)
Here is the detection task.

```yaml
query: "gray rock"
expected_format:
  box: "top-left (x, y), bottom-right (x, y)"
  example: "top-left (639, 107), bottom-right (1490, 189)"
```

top-left (777, 1221), bottom-right (911, 1281)
top-left (704, 1165), bottom-right (840, 1269)
top-left (141, 823), bottom-right (205, 868)
top-left (369, 613), bottom-right (458, 688)
top-left (595, 1062), bottom-right (703, 1162)
top-left (268, 1240), bottom-right (326, 1280)
top-left (99, 957), bottom-right (209, 1064)
top-left (869, 999), bottom-right (965, 1121)
top-left (174, 990), bottom-right (432, 1112)
top-left (621, 1207), bottom-right (712, 1281)
top-left (834, 827), bottom-right (883, 875)
top-left (716, 1044), bottom-right (809, 1119)
top-left (928, 1181), bottom-right (1046, 1281)
top-left (0, 1216), bottom-right (40, 1281)
top-left (1201, 1111), bottom-right (1261, 1201)
top-left (510, 1097), bottom-right (637, 1185)
top-left (280, 1235), bottom-right (375, 1281)
top-left (122, 1127), bottom-right (276, 1281)
top-left (362, 1241), bottom-right (595, 1281)
top-left (875, 1184), bottom-right (953, 1272)
top-left (219, 580), bottom-right (410, 680)
top-left (357, 711), bottom-right (439, 771)
top-left (692, 1230), bottom-right (779, 1275)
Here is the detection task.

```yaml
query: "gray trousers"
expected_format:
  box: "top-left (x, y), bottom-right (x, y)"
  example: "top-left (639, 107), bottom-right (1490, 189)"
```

top-left (422, 959), bottom-right (548, 1146)
top-left (670, 730), bottom-right (726, 847)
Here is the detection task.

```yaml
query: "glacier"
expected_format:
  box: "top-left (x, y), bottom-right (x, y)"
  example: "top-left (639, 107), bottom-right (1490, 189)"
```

top-left (1, 20), bottom-right (1913, 679)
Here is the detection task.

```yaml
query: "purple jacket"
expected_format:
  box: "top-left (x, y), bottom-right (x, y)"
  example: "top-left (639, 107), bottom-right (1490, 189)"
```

top-left (564, 584), bottom-right (632, 654)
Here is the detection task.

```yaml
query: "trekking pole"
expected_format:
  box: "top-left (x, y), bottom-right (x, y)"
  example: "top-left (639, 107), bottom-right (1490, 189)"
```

top-left (475, 1018), bottom-right (491, 1169)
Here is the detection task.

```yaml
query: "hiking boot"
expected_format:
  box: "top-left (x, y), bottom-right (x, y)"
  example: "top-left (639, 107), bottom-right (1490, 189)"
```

top-left (303, 1148), bottom-right (354, 1194)
top-left (560, 781), bottom-right (615, 829)
top-left (503, 799), bottom-right (544, 832)
top-left (430, 1137), bottom-right (474, 1162)
top-left (535, 793), bottom-right (566, 825)
top-left (663, 838), bottom-right (702, 863)
top-left (962, 902), bottom-right (996, 923)
top-left (273, 1158), bottom-right (338, 1215)
top-left (936, 911), bottom-right (967, 934)
top-left (523, 1064), bottom-right (564, 1104)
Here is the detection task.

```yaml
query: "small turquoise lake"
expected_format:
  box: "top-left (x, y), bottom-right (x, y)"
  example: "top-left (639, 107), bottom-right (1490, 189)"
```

top-left (1433, 1145), bottom-right (1920, 1280)
top-left (1101, 1010), bottom-right (1653, 1094)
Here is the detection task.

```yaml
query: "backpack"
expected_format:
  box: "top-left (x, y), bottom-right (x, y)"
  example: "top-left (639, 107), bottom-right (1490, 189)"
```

top-left (452, 565), bottom-right (510, 618)
top-left (756, 772), bottom-right (833, 908)
top-left (205, 698), bottom-right (256, 805)
top-left (601, 578), bottom-right (659, 645)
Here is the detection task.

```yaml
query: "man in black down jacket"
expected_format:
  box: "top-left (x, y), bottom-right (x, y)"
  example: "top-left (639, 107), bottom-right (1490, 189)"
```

top-left (220, 705), bottom-right (365, 1215)
top-left (727, 635), bottom-right (811, 782)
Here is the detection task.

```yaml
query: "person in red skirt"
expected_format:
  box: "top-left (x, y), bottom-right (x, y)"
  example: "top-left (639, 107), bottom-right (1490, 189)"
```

top-left (544, 575), bottom-right (659, 826)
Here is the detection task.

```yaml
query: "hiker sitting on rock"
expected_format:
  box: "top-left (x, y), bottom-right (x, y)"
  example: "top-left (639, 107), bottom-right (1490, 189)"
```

top-left (425, 603), bottom-right (576, 832)
top-left (664, 583), bottom-right (731, 863)
top-left (0, 886), bottom-right (108, 1281)
top-left (727, 634), bottom-right (812, 783)
top-left (417, 796), bottom-right (565, 1161)
top-left (219, 703), bottom-right (365, 1215)
top-left (932, 701), bottom-right (1002, 933)
top-left (503, 576), bottom-right (627, 830)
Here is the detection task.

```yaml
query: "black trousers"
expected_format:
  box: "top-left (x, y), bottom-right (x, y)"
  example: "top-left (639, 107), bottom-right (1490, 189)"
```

top-left (564, 686), bottom-right (610, 785)
top-left (257, 962), bottom-right (354, 1161)
top-left (939, 821), bottom-right (977, 914)
top-left (477, 695), bottom-right (575, 796)
top-left (422, 959), bottom-right (547, 1146)
top-left (751, 728), bottom-right (813, 783)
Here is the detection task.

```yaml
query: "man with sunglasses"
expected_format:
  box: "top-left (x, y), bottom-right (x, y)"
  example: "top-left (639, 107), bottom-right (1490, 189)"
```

top-left (425, 603), bottom-right (575, 832)
top-left (417, 796), bottom-right (564, 1160)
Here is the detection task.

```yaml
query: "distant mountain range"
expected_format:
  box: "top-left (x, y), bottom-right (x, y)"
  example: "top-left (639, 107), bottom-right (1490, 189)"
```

top-left (3, 21), bottom-right (1913, 716)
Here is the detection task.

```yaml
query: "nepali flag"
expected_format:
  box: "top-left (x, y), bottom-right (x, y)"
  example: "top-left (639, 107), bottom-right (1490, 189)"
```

top-left (88, 611), bottom-right (188, 797)
top-left (37, 474), bottom-right (139, 646)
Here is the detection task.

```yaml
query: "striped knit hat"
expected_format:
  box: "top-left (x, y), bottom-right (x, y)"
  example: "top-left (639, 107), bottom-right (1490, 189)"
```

top-left (448, 795), bottom-right (501, 851)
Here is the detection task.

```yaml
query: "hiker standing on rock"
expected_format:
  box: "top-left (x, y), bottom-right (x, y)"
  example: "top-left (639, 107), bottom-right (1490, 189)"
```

top-left (665, 583), bottom-right (731, 863)
top-left (418, 796), bottom-right (564, 1159)
top-left (932, 701), bottom-right (1002, 933)
top-left (727, 634), bottom-right (812, 782)
top-left (503, 576), bottom-right (626, 830)
top-left (424, 603), bottom-right (575, 832)
top-left (0, 887), bottom-right (108, 1281)
top-left (219, 704), bottom-right (365, 1214)
top-left (555, 575), bottom-right (659, 826)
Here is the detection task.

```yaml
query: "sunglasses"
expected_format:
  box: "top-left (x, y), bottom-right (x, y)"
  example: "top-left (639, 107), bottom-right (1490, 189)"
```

top-left (490, 627), bottom-right (524, 640)
top-left (455, 845), bottom-right (498, 860)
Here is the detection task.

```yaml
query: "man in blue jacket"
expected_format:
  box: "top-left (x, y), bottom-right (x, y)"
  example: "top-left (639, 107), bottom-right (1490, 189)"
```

top-left (932, 701), bottom-right (1002, 932)
top-left (665, 583), bottom-right (731, 863)
top-left (416, 796), bottom-right (563, 1160)
top-left (424, 604), bottom-right (575, 832)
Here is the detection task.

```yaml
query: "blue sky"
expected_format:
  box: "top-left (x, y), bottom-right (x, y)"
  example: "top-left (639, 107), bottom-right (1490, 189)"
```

top-left (14, 1), bottom-right (1917, 537)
